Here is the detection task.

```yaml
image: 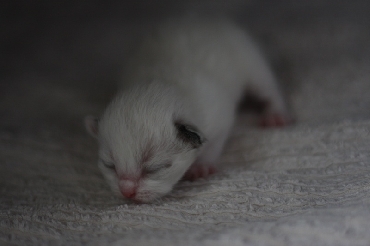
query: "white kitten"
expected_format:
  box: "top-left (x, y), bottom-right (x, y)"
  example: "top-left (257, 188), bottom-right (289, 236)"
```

top-left (85, 17), bottom-right (291, 203)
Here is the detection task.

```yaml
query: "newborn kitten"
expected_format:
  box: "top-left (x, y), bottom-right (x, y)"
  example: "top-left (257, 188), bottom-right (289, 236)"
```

top-left (85, 17), bottom-right (291, 203)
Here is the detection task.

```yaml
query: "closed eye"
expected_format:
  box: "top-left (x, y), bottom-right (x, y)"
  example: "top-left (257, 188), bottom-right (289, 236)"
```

top-left (144, 162), bottom-right (172, 175)
top-left (100, 159), bottom-right (115, 170)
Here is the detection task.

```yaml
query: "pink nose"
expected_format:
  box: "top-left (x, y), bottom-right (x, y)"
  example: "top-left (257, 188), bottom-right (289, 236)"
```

top-left (119, 179), bottom-right (138, 199)
top-left (121, 188), bottom-right (136, 198)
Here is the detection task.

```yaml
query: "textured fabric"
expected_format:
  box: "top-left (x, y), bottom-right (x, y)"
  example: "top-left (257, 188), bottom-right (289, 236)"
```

top-left (1, 1), bottom-right (370, 245)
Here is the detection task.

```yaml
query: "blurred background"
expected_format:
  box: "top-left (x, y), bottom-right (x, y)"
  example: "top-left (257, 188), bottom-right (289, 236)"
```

top-left (1, 0), bottom-right (370, 138)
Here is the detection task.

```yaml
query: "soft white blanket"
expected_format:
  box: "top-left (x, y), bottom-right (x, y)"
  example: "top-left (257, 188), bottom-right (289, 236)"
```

top-left (1, 1), bottom-right (370, 245)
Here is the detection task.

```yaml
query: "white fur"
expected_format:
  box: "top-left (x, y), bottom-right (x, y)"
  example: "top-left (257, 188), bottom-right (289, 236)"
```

top-left (86, 17), bottom-right (288, 203)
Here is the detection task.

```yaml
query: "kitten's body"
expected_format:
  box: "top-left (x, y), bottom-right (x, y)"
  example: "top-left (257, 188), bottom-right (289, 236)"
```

top-left (85, 18), bottom-right (290, 202)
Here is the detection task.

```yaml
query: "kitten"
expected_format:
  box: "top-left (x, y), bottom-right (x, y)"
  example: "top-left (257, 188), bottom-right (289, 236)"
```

top-left (85, 17), bottom-right (291, 203)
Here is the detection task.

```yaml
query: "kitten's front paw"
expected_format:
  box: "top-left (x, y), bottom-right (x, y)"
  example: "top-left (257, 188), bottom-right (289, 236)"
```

top-left (258, 113), bottom-right (294, 128)
top-left (182, 164), bottom-right (217, 181)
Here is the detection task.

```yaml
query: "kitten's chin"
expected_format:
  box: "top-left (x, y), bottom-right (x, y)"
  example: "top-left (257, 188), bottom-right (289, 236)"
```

top-left (133, 190), bottom-right (167, 203)
top-left (107, 177), bottom-right (175, 203)
top-left (109, 186), bottom-right (166, 203)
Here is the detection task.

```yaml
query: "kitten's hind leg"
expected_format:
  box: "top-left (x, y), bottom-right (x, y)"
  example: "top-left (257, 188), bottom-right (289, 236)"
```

top-left (239, 90), bottom-right (293, 127)
top-left (241, 55), bottom-right (294, 127)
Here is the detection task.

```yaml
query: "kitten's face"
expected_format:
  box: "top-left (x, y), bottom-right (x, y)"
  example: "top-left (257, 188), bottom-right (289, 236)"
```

top-left (85, 116), bottom-right (204, 203)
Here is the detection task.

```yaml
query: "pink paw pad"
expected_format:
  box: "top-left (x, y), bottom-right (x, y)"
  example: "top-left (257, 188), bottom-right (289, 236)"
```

top-left (183, 165), bottom-right (217, 181)
top-left (259, 113), bottom-right (293, 128)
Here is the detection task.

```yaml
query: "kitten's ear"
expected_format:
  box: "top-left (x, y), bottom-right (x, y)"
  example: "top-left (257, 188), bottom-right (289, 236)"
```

top-left (175, 121), bottom-right (206, 149)
top-left (85, 116), bottom-right (99, 138)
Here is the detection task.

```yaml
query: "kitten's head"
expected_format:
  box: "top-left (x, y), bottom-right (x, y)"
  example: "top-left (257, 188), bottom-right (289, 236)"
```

top-left (85, 84), bottom-right (205, 203)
